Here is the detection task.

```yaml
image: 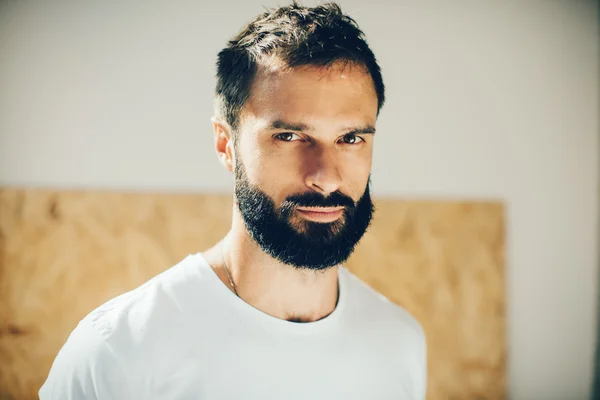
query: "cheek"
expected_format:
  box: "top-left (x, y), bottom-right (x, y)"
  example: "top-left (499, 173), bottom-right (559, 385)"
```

top-left (237, 137), bottom-right (274, 179)
top-left (241, 148), bottom-right (302, 202)
top-left (341, 151), bottom-right (372, 193)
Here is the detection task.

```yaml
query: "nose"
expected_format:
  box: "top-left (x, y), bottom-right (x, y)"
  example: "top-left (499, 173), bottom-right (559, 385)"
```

top-left (304, 146), bottom-right (343, 195)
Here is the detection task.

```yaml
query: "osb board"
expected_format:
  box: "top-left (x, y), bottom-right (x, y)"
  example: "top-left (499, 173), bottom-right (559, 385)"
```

top-left (0, 188), bottom-right (505, 400)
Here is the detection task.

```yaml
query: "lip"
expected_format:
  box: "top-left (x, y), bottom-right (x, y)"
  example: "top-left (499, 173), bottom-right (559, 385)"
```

top-left (296, 207), bottom-right (344, 223)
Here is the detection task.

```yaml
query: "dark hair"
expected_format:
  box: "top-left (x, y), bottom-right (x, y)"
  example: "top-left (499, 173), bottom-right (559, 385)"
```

top-left (214, 1), bottom-right (385, 131)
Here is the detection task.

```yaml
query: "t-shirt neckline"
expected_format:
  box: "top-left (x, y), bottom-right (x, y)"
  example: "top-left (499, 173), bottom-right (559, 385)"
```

top-left (192, 252), bottom-right (348, 334)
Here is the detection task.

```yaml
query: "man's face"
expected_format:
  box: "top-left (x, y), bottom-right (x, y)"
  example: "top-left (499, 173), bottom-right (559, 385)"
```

top-left (233, 62), bottom-right (378, 270)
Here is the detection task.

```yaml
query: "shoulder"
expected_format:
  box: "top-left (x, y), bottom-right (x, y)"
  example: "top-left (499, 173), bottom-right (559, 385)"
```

top-left (39, 317), bottom-right (130, 399)
top-left (341, 266), bottom-right (425, 339)
top-left (40, 253), bottom-right (214, 398)
top-left (341, 267), bottom-right (428, 399)
top-left (83, 253), bottom-right (213, 343)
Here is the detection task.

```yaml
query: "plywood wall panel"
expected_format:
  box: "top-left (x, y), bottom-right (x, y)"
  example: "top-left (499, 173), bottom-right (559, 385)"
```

top-left (0, 189), bottom-right (505, 399)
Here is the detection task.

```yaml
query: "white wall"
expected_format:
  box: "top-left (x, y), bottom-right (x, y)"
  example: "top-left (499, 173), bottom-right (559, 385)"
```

top-left (1, 1), bottom-right (598, 398)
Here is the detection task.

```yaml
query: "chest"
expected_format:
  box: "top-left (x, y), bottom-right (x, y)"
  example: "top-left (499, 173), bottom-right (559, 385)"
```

top-left (136, 333), bottom-right (417, 400)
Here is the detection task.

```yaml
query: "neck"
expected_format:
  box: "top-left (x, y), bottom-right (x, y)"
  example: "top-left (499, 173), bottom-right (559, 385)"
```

top-left (206, 218), bottom-right (340, 323)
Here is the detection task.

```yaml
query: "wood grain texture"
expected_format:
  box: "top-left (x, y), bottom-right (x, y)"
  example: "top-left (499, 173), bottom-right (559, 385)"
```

top-left (0, 188), bottom-right (505, 399)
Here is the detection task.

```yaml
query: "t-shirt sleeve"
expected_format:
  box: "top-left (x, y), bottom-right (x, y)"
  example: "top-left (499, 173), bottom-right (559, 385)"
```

top-left (414, 330), bottom-right (428, 400)
top-left (39, 317), bottom-right (131, 400)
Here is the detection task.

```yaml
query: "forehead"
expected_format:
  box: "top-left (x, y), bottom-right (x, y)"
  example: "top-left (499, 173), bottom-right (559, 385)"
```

top-left (241, 62), bottom-right (378, 128)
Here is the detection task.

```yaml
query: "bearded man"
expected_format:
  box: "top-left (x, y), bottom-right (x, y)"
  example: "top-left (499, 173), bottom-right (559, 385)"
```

top-left (40, 3), bottom-right (427, 399)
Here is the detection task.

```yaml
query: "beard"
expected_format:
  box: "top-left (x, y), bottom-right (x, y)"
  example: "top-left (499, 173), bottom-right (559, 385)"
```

top-left (233, 154), bottom-right (375, 271)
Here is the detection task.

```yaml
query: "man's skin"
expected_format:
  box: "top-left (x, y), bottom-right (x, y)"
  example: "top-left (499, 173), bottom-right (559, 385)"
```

top-left (202, 61), bottom-right (378, 323)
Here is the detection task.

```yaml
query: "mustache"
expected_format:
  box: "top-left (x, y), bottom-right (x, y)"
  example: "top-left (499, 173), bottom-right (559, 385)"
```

top-left (280, 190), bottom-right (355, 211)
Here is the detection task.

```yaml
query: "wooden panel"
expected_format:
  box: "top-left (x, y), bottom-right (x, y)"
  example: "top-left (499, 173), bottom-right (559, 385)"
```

top-left (0, 188), bottom-right (505, 399)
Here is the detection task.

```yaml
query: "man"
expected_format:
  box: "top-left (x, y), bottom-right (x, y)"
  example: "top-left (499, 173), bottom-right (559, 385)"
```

top-left (40, 2), bottom-right (426, 399)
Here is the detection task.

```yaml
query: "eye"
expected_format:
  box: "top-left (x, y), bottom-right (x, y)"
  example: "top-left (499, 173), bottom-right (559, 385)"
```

top-left (340, 134), bottom-right (365, 145)
top-left (274, 132), bottom-right (302, 142)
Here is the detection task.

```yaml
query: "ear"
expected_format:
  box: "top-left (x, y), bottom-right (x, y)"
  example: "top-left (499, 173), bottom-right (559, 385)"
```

top-left (211, 117), bottom-right (234, 173)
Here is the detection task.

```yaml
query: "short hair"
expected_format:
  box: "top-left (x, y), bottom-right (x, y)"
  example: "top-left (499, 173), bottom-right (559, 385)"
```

top-left (214, 1), bottom-right (385, 131)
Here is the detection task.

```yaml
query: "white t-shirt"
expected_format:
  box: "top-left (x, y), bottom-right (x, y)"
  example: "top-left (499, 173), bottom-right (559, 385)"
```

top-left (40, 253), bottom-right (427, 400)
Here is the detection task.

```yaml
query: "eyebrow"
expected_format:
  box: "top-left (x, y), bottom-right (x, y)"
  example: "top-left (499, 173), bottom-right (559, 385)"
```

top-left (267, 120), bottom-right (312, 132)
top-left (265, 119), bottom-right (376, 135)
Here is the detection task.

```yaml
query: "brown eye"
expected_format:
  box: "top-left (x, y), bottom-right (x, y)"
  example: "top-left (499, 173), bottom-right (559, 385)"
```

top-left (341, 134), bottom-right (363, 144)
top-left (275, 132), bottom-right (300, 142)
